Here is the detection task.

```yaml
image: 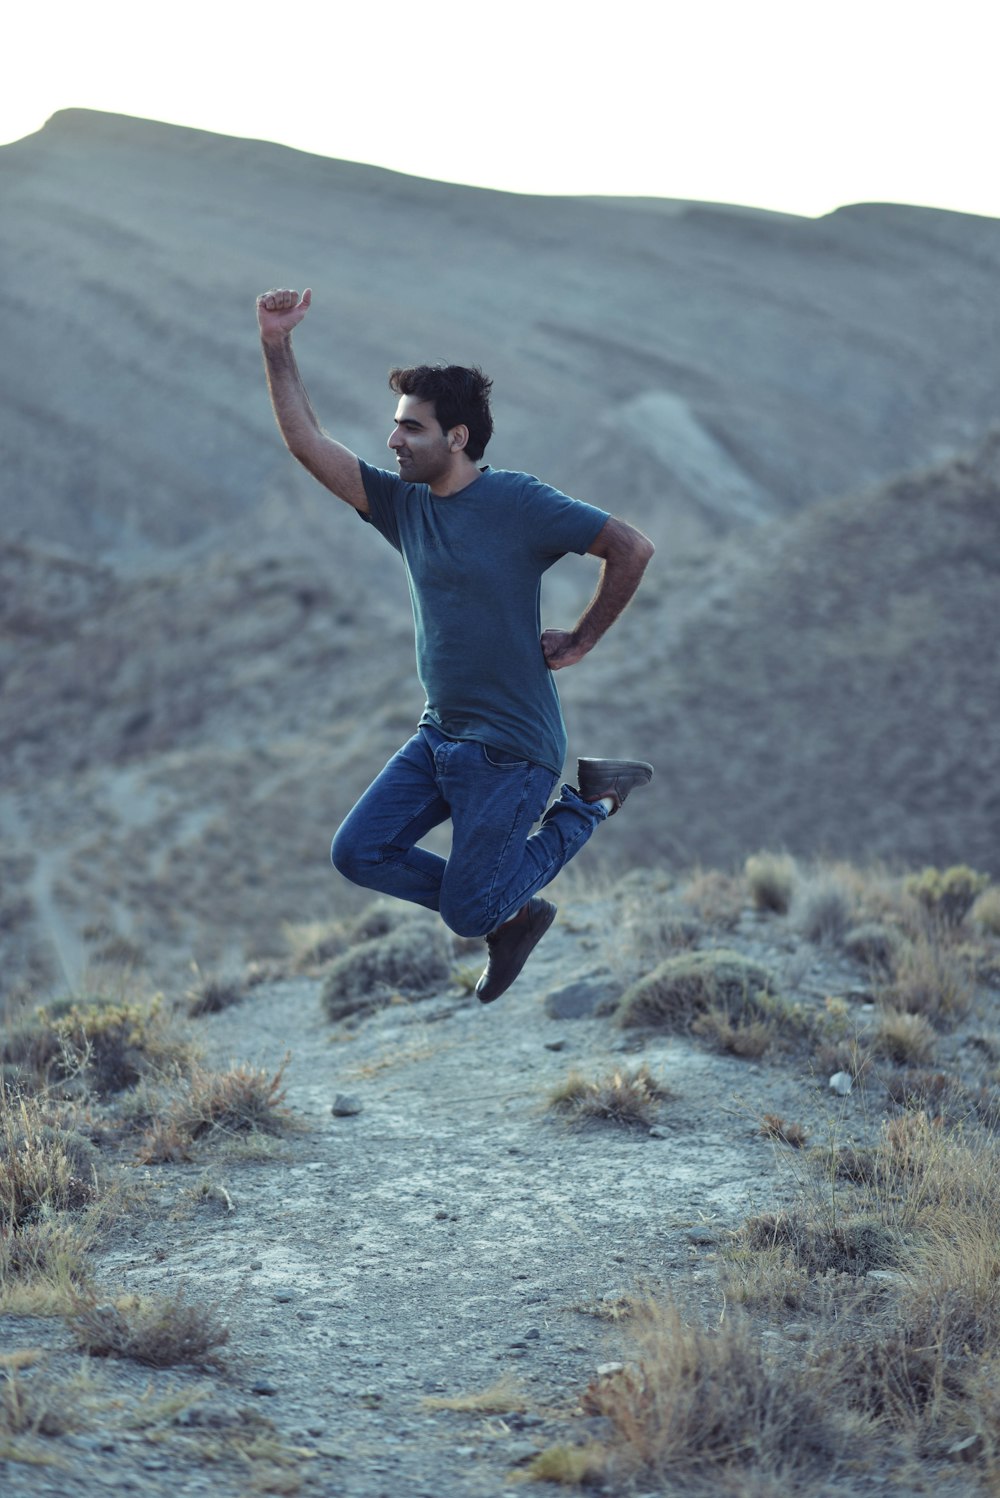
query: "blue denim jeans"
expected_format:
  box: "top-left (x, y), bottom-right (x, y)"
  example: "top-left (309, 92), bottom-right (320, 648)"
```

top-left (330, 723), bottom-right (607, 937)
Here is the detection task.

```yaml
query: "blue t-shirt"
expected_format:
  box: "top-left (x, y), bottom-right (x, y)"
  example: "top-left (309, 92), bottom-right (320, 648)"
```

top-left (358, 461), bottom-right (609, 774)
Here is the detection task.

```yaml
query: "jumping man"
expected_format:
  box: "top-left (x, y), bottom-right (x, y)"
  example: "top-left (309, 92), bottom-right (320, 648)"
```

top-left (257, 287), bottom-right (655, 1004)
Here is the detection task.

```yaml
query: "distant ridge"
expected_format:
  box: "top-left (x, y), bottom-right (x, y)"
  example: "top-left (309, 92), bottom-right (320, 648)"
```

top-left (1, 111), bottom-right (999, 986)
top-left (3, 109), bottom-right (1000, 566)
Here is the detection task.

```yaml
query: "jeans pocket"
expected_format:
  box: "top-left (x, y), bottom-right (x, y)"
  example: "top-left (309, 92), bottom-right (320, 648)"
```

top-left (481, 743), bottom-right (529, 769)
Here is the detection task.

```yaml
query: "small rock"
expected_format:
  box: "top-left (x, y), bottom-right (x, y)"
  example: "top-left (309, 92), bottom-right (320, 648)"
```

top-left (251, 1379), bottom-right (279, 1396)
top-left (524, 1327), bottom-right (541, 1340)
top-left (332, 1094), bottom-right (364, 1116)
top-left (596, 1361), bottom-right (625, 1377)
top-left (543, 973), bottom-right (614, 1020)
top-left (249, 1259), bottom-right (263, 1270)
top-left (296, 1310), bottom-right (318, 1322)
top-left (648, 1124), bottom-right (671, 1139)
top-left (507, 1441), bottom-right (540, 1464)
top-left (829, 1071), bottom-right (853, 1096)
top-left (687, 1227), bottom-right (716, 1246)
top-left (543, 1038), bottom-right (568, 1051)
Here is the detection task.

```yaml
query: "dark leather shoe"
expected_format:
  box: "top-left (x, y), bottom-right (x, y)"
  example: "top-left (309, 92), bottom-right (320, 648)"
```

top-left (476, 897), bottom-right (557, 1005)
top-left (577, 757), bottom-right (654, 815)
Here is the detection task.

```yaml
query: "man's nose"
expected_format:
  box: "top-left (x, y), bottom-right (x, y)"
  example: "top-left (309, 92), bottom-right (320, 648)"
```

top-left (388, 427), bottom-right (403, 449)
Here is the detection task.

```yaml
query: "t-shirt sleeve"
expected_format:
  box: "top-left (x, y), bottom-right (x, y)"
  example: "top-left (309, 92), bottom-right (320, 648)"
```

top-left (520, 476), bottom-right (610, 559)
top-left (357, 460), bottom-right (403, 552)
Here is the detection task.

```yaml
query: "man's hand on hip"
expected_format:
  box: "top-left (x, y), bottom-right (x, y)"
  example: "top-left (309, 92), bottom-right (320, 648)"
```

top-left (257, 287), bottom-right (312, 342)
top-left (541, 629), bottom-right (588, 671)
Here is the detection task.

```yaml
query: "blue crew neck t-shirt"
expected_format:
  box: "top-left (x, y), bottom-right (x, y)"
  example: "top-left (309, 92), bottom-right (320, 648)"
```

top-left (358, 461), bottom-right (609, 775)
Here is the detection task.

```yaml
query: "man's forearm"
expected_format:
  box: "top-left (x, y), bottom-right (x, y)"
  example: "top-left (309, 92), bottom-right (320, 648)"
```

top-left (541, 520), bottom-right (654, 670)
top-left (572, 546), bottom-right (652, 653)
top-left (261, 334), bottom-right (323, 459)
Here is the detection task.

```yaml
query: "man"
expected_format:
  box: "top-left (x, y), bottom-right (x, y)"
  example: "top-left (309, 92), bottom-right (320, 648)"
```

top-left (257, 286), bottom-right (655, 1004)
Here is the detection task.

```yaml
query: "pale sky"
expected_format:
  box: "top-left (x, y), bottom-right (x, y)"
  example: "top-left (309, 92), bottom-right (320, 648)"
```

top-left (5, 0), bottom-right (998, 220)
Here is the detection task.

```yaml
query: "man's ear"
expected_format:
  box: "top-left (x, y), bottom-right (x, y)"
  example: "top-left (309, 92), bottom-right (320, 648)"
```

top-left (448, 424), bottom-right (469, 453)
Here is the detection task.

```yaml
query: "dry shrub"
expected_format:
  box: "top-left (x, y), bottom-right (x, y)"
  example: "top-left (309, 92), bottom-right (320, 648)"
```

top-left (615, 890), bottom-right (701, 967)
top-left (873, 1007), bottom-right (937, 1065)
top-left (970, 885), bottom-right (1000, 936)
top-left (904, 865), bottom-right (990, 931)
top-left (744, 852), bottom-right (797, 915)
top-left (421, 1374), bottom-right (526, 1413)
top-left (525, 1443), bottom-right (607, 1485)
top-left (842, 921), bottom-right (907, 975)
top-left (740, 1210), bottom-right (899, 1278)
top-left (548, 1063), bottom-right (669, 1128)
top-left (577, 1300), bottom-right (844, 1485)
top-left (616, 949), bottom-right (775, 1031)
top-left (693, 1006), bottom-right (774, 1058)
top-left (3, 994), bottom-right (191, 1095)
top-left (759, 1115), bottom-right (808, 1148)
top-left (879, 934), bottom-right (973, 1027)
top-left (0, 1365), bottom-right (93, 1442)
top-left (680, 870), bottom-right (745, 929)
top-left (138, 1059), bottom-right (294, 1162)
top-left (793, 870), bottom-right (857, 945)
top-left (0, 1093), bottom-right (99, 1230)
top-left (186, 973), bottom-right (244, 1017)
top-left (322, 918), bottom-right (452, 1022)
top-left (69, 1288), bottom-right (229, 1368)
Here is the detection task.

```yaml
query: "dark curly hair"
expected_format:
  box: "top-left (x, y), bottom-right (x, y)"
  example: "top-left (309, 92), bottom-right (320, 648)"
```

top-left (388, 363), bottom-right (494, 462)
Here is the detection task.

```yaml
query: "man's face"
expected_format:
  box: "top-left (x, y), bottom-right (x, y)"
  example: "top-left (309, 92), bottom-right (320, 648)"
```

top-left (387, 394), bottom-right (453, 485)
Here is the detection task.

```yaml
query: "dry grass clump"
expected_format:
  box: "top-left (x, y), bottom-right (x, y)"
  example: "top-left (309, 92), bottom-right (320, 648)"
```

top-left (904, 865), bottom-right (990, 931)
top-left (969, 884), bottom-right (1000, 936)
top-left (564, 1300), bottom-right (844, 1488)
top-left (69, 1287), bottom-right (230, 1368)
top-left (321, 918), bottom-right (452, 1022)
top-left (759, 1114), bottom-right (808, 1148)
top-left (679, 869), bottom-right (745, 929)
top-left (421, 1373), bottom-right (526, 1413)
top-left (138, 1059), bottom-right (294, 1163)
top-left (744, 852), bottom-right (797, 915)
top-left (2, 993), bottom-right (191, 1096)
top-left (186, 972), bottom-right (244, 1017)
top-left (842, 921), bottom-right (908, 975)
top-left (878, 933), bottom-right (973, 1027)
top-left (739, 1210), bottom-right (900, 1277)
top-left (692, 1006), bottom-right (774, 1058)
top-left (872, 1006), bottom-right (937, 1065)
top-left (0, 1092), bottom-right (100, 1231)
top-left (0, 1363), bottom-right (94, 1446)
top-left (792, 868), bottom-right (858, 945)
top-left (616, 949), bottom-right (775, 1032)
top-left (547, 1064), bottom-right (670, 1128)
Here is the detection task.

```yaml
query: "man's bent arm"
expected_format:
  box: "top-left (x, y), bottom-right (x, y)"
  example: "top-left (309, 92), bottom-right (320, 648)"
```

top-left (257, 287), bottom-right (369, 513)
top-left (541, 516), bottom-right (655, 670)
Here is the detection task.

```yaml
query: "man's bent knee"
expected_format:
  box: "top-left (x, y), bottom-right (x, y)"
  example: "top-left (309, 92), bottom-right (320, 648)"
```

top-left (438, 893), bottom-right (492, 940)
top-left (330, 825), bottom-right (377, 885)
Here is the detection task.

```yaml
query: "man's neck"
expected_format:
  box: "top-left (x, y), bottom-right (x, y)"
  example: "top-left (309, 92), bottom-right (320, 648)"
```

top-left (429, 457), bottom-right (482, 497)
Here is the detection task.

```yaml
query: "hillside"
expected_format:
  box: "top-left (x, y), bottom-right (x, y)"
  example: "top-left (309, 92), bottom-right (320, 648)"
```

top-left (3, 109), bottom-right (1000, 567)
top-left (2, 110), bottom-right (999, 993)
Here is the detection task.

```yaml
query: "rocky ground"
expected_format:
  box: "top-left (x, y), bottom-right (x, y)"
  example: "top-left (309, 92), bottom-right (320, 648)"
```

top-left (7, 869), bottom-right (994, 1497)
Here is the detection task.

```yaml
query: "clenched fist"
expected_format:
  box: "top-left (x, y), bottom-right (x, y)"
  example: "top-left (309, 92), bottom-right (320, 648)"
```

top-left (257, 287), bottom-right (312, 341)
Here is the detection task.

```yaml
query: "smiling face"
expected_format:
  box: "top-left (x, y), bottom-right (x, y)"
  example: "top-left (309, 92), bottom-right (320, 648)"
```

top-left (387, 394), bottom-right (458, 486)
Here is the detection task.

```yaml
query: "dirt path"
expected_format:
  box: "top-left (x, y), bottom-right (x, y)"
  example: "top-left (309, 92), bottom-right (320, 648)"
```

top-left (3, 897), bottom-right (862, 1496)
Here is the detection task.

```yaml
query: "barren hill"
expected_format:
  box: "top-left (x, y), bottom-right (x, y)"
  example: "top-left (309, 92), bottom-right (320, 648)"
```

top-left (4, 109), bottom-right (1000, 566)
top-left (1, 110), bottom-right (999, 992)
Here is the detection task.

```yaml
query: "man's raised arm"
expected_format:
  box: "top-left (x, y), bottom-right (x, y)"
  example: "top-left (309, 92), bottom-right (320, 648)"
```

top-left (257, 287), bottom-right (369, 513)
